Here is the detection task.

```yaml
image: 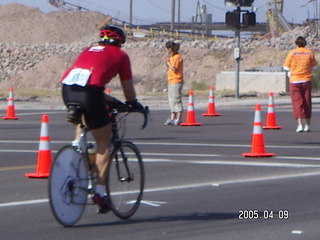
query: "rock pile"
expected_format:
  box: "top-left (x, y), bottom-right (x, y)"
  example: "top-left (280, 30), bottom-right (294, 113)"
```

top-left (125, 25), bottom-right (320, 51)
top-left (0, 3), bottom-right (319, 93)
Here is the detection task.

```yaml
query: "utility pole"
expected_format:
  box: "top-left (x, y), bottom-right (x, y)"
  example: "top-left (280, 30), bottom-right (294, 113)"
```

top-left (129, 0), bottom-right (133, 25)
top-left (177, 0), bottom-right (181, 23)
top-left (234, 6), bottom-right (241, 98)
top-left (171, 0), bottom-right (175, 30)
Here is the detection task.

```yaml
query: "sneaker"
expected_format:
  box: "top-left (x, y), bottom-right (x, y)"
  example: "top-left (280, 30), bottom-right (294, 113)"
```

top-left (164, 119), bottom-right (174, 126)
top-left (71, 140), bottom-right (79, 147)
top-left (296, 125), bottom-right (303, 133)
top-left (304, 125), bottom-right (310, 132)
top-left (92, 193), bottom-right (112, 214)
top-left (173, 119), bottom-right (181, 126)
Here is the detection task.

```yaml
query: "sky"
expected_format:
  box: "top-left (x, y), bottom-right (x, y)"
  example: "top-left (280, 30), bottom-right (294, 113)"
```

top-left (0, 0), bottom-right (317, 24)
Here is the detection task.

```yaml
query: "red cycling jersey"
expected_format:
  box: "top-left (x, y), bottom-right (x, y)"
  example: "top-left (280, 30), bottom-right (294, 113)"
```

top-left (61, 45), bottom-right (132, 88)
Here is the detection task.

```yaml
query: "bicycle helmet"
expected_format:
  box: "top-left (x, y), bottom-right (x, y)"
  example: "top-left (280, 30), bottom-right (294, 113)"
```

top-left (99, 25), bottom-right (126, 45)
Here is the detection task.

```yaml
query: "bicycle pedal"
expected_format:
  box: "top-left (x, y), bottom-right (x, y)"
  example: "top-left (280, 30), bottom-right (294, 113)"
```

top-left (119, 177), bottom-right (127, 182)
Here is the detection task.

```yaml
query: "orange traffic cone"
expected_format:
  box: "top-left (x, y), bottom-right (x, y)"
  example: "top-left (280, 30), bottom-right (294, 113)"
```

top-left (242, 104), bottom-right (275, 157)
top-left (263, 92), bottom-right (281, 129)
top-left (180, 90), bottom-right (202, 126)
top-left (25, 114), bottom-right (52, 178)
top-left (202, 86), bottom-right (221, 117)
top-left (105, 88), bottom-right (111, 95)
top-left (2, 88), bottom-right (19, 120)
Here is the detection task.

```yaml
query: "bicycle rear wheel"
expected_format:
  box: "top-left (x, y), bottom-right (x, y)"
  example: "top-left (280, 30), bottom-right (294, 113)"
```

top-left (48, 145), bottom-right (89, 227)
top-left (106, 141), bottom-right (144, 219)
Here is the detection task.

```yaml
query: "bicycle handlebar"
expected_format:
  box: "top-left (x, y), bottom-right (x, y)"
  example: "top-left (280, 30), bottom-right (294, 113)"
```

top-left (109, 99), bottom-right (150, 130)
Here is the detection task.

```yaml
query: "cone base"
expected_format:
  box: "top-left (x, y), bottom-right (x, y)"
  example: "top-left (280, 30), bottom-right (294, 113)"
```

top-left (263, 126), bottom-right (282, 129)
top-left (202, 113), bottom-right (221, 117)
top-left (180, 122), bottom-right (203, 126)
top-left (242, 152), bottom-right (275, 157)
top-left (2, 116), bottom-right (19, 120)
top-left (25, 172), bottom-right (49, 178)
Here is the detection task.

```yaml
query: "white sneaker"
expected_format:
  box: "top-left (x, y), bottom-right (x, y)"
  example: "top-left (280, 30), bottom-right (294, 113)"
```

top-left (173, 119), bottom-right (181, 126)
top-left (296, 125), bottom-right (303, 132)
top-left (72, 140), bottom-right (80, 147)
top-left (164, 119), bottom-right (174, 126)
top-left (304, 125), bottom-right (310, 132)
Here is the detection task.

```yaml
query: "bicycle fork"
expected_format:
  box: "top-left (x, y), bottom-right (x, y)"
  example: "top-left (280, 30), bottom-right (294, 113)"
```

top-left (114, 147), bottom-right (134, 183)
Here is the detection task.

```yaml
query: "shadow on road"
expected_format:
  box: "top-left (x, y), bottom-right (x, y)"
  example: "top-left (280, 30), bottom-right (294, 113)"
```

top-left (74, 212), bottom-right (239, 228)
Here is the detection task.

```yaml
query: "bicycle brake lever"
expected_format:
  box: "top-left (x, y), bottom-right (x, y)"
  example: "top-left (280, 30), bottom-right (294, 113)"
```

top-left (140, 106), bottom-right (150, 130)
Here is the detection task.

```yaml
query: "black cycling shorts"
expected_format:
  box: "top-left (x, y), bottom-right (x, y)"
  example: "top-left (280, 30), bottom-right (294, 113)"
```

top-left (62, 84), bottom-right (111, 129)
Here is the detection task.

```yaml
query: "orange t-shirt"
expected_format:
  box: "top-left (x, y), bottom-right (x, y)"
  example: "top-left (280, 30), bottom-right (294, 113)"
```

top-left (284, 47), bottom-right (317, 83)
top-left (167, 54), bottom-right (183, 84)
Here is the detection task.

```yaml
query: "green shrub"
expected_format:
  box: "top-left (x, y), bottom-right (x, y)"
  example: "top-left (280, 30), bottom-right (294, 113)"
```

top-left (192, 81), bottom-right (209, 91)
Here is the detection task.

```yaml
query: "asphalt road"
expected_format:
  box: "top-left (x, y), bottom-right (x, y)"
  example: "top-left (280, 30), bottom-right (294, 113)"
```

top-left (1, 102), bottom-right (320, 240)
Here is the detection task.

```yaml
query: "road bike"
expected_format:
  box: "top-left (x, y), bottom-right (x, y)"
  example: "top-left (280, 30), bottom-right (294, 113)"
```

top-left (48, 100), bottom-right (149, 227)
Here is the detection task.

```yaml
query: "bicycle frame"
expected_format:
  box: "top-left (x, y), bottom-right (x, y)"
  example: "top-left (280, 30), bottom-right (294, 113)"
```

top-left (73, 110), bottom-right (127, 193)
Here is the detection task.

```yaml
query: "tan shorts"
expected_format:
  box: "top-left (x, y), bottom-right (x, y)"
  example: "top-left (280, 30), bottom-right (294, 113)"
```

top-left (168, 83), bottom-right (183, 113)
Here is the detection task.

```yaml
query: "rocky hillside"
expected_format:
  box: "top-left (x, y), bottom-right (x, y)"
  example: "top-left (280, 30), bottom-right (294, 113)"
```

top-left (0, 3), bottom-right (319, 95)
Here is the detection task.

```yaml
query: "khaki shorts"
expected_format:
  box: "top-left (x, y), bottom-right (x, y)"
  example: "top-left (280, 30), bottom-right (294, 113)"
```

top-left (168, 83), bottom-right (183, 113)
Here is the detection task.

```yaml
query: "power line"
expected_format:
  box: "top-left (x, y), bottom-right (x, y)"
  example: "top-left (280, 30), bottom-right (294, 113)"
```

top-left (201, 0), bottom-right (228, 12)
top-left (144, 0), bottom-right (170, 14)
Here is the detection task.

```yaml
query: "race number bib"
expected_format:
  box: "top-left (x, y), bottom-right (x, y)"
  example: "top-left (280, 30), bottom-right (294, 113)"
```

top-left (62, 68), bottom-right (91, 87)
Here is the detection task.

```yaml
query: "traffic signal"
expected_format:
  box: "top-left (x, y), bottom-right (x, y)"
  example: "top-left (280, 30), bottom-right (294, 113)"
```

top-left (225, 11), bottom-right (240, 27)
top-left (225, 10), bottom-right (256, 27)
top-left (225, 0), bottom-right (254, 7)
top-left (242, 12), bottom-right (256, 26)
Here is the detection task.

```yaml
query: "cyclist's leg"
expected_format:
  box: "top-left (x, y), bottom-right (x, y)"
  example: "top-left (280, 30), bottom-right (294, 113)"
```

top-left (90, 123), bottom-right (112, 187)
top-left (90, 124), bottom-right (112, 213)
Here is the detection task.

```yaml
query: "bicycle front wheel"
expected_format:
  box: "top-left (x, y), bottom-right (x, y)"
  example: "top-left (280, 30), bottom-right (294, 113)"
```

top-left (48, 145), bottom-right (89, 227)
top-left (106, 141), bottom-right (144, 219)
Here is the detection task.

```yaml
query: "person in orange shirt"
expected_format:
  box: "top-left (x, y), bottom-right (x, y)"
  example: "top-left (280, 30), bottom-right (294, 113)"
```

top-left (162, 41), bottom-right (184, 126)
top-left (283, 36), bottom-right (318, 132)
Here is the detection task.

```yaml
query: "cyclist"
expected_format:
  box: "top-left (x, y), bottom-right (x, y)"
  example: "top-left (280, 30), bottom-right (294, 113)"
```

top-left (60, 25), bottom-right (144, 213)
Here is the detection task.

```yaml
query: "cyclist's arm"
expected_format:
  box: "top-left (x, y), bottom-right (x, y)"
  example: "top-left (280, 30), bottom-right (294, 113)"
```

top-left (121, 79), bottom-right (136, 102)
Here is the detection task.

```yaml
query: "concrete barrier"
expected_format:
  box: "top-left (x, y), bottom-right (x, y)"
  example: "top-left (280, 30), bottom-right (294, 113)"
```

top-left (215, 71), bottom-right (288, 94)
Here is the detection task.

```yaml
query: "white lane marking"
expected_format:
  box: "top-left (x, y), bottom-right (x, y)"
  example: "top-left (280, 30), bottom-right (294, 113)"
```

top-left (127, 200), bottom-right (167, 207)
top-left (0, 154), bottom-right (320, 169)
top-left (144, 152), bottom-right (320, 162)
top-left (0, 140), bottom-right (320, 151)
top-left (188, 160), bottom-right (320, 168)
top-left (1, 149), bottom-right (320, 164)
top-left (136, 141), bottom-right (320, 150)
top-left (0, 199), bottom-right (48, 207)
top-left (291, 230), bottom-right (303, 234)
top-left (277, 156), bottom-right (320, 161)
top-left (142, 158), bottom-right (320, 168)
top-left (1, 171), bottom-right (320, 209)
